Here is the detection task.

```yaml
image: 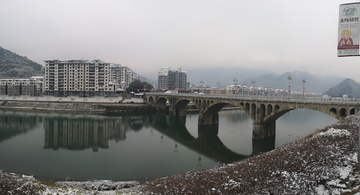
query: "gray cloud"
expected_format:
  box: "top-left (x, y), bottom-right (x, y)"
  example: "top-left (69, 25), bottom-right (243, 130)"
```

top-left (0, 0), bottom-right (358, 81)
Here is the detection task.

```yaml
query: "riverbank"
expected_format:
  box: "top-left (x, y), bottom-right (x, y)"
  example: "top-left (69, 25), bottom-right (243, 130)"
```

top-left (2, 114), bottom-right (360, 194)
top-left (0, 100), bottom-right (156, 114)
top-left (141, 115), bottom-right (360, 194)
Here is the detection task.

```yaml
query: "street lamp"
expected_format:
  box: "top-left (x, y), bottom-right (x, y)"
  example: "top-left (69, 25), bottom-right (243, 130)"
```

top-left (251, 80), bottom-right (255, 95)
top-left (233, 78), bottom-right (238, 95)
top-left (200, 80), bottom-right (204, 94)
top-left (287, 76), bottom-right (292, 99)
top-left (302, 79), bottom-right (306, 97)
top-left (217, 81), bottom-right (220, 94)
top-left (287, 76), bottom-right (292, 92)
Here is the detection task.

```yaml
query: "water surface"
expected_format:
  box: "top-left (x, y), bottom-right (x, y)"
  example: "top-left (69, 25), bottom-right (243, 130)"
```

top-left (0, 109), bottom-right (337, 181)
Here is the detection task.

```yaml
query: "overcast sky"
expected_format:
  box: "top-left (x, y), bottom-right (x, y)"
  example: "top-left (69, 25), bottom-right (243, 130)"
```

top-left (0, 0), bottom-right (358, 81)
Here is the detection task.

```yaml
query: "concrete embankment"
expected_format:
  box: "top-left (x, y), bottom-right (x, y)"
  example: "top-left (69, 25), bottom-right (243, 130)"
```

top-left (0, 100), bottom-right (156, 114)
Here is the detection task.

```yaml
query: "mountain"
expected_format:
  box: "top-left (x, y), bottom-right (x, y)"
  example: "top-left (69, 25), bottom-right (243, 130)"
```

top-left (323, 78), bottom-right (360, 98)
top-left (0, 46), bottom-right (44, 78)
top-left (186, 68), bottom-right (344, 93)
top-left (241, 71), bottom-right (345, 93)
top-left (186, 67), bottom-right (271, 88)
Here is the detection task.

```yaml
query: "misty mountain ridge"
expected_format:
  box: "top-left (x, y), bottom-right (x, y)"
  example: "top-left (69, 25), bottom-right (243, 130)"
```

top-left (0, 46), bottom-right (44, 78)
top-left (241, 71), bottom-right (345, 93)
top-left (323, 78), bottom-right (360, 98)
top-left (186, 68), bottom-right (345, 93)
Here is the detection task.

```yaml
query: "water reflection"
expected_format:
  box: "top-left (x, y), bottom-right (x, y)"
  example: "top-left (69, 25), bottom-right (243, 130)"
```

top-left (43, 116), bottom-right (126, 151)
top-left (150, 116), bottom-right (275, 163)
top-left (0, 109), bottom-right (336, 181)
top-left (0, 111), bottom-right (42, 142)
top-left (41, 113), bottom-right (274, 162)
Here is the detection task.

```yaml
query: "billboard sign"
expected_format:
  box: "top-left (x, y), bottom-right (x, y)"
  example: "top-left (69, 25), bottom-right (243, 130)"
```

top-left (338, 3), bottom-right (360, 57)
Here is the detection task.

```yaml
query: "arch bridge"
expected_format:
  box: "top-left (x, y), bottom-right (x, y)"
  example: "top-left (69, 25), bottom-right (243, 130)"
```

top-left (145, 93), bottom-right (360, 139)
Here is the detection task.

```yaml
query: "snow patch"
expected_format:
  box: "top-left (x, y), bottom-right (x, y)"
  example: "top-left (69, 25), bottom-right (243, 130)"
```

top-left (55, 180), bottom-right (140, 191)
top-left (313, 128), bottom-right (351, 138)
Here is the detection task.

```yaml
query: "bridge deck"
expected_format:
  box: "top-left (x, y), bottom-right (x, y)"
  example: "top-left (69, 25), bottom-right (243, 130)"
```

top-left (146, 92), bottom-right (360, 106)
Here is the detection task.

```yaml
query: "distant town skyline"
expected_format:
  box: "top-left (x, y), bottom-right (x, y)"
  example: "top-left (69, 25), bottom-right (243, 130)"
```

top-left (0, 0), bottom-right (358, 81)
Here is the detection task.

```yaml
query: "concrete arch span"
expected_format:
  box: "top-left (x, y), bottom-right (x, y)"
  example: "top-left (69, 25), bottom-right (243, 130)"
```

top-left (145, 93), bottom-right (360, 139)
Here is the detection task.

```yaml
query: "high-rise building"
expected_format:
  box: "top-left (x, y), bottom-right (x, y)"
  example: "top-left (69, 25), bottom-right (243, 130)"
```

top-left (110, 64), bottom-right (127, 86)
top-left (43, 59), bottom-right (139, 97)
top-left (109, 64), bottom-right (139, 90)
top-left (158, 67), bottom-right (187, 91)
top-left (44, 59), bottom-right (114, 97)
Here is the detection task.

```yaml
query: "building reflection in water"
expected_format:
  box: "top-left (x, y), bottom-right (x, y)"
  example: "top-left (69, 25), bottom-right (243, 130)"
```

top-left (0, 109), bottom-right (275, 166)
top-left (43, 113), bottom-right (275, 162)
top-left (0, 111), bottom-right (42, 143)
top-left (43, 116), bottom-right (127, 152)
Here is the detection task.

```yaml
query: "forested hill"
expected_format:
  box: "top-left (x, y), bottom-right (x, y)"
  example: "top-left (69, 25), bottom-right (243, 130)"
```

top-left (323, 78), bottom-right (360, 98)
top-left (0, 46), bottom-right (43, 78)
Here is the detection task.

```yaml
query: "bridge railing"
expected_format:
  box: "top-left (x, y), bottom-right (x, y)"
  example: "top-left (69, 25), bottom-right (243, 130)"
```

top-left (146, 92), bottom-right (360, 105)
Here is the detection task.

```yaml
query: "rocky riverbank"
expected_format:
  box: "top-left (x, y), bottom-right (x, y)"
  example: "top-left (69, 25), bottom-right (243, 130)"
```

top-left (141, 115), bottom-right (360, 194)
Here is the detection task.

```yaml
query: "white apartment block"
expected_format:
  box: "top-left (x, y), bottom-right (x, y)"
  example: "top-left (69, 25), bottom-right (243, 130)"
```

top-left (110, 64), bottom-right (127, 87)
top-left (44, 59), bottom-right (114, 97)
top-left (44, 59), bottom-right (139, 97)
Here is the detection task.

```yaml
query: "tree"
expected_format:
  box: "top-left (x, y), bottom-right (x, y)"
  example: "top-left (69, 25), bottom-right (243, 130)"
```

top-left (126, 80), bottom-right (153, 93)
top-left (121, 91), bottom-right (127, 100)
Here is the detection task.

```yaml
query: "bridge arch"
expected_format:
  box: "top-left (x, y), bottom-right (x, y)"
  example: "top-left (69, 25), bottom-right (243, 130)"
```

top-left (259, 104), bottom-right (265, 121)
top-left (148, 96), bottom-right (154, 104)
top-left (245, 103), bottom-right (250, 113)
top-left (350, 108), bottom-right (356, 115)
top-left (240, 102), bottom-right (244, 108)
top-left (330, 107), bottom-right (337, 114)
top-left (267, 104), bottom-right (273, 115)
top-left (155, 97), bottom-right (168, 112)
top-left (251, 103), bottom-right (256, 120)
top-left (275, 105), bottom-right (280, 112)
top-left (172, 99), bottom-right (191, 117)
top-left (340, 108), bottom-right (347, 117)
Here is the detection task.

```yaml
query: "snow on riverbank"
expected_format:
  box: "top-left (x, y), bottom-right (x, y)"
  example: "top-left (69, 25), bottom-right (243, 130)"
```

top-left (141, 115), bottom-right (360, 194)
top-left (55, 180), bottom-right (139, 191)
top-left (0, 170), bottom-right (143, 195)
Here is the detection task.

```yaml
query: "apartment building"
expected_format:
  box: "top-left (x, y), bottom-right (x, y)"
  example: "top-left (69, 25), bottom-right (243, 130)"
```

top-left (109, 64), bottom-right (139, 90)
top-left (44, 59), bottom-right (118, 97)
top-left (110, 64), bottom-right (127, 87)
top-left (158, 67), bottom-right (187, 91)
top-left (126, 70), bottom-right (139, 86)
top-left (0, 77), bottom-right (43, 96)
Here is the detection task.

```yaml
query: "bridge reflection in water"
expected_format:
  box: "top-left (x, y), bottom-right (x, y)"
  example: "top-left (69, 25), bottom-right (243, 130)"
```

top-left (0, 110), bottom-right (336, 181)
top-left (151, 116), bottom-right (275, 163)
top-left (41, 112), bottom-right (274, 163)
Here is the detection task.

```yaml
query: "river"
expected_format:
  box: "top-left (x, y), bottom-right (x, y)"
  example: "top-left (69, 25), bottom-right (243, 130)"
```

top-left (0, 109), bottom-right (337, 181)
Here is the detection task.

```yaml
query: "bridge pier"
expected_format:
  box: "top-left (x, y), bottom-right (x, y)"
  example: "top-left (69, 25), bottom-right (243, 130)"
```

top-left (198, 113), bottom-right (219, 125)
top-left (155, 102), bottom-right (168, 113)
top-left (169, 107), bottom-right (187, 117)
top-left (252, 121), bottom-right (276, 139)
